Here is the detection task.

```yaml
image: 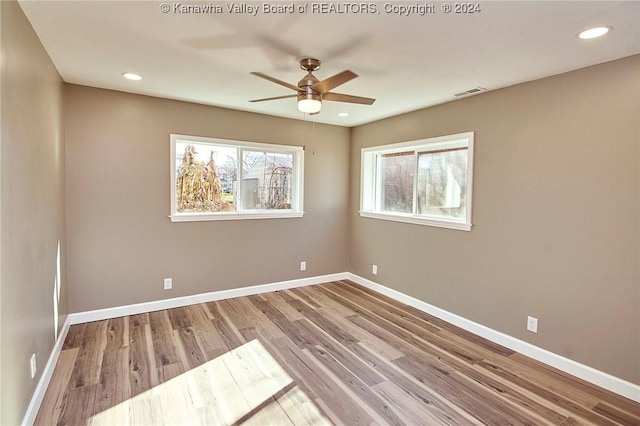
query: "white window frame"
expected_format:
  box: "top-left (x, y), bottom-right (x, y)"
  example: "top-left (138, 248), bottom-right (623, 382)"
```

top-left (360, 132), bottom-right (474, 231)
top-left (170, 134), bottom-right (304, 222)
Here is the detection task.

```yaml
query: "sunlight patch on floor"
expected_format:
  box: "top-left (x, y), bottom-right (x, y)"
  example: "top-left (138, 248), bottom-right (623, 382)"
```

top-left (89, 339), bottom-right (330, 425)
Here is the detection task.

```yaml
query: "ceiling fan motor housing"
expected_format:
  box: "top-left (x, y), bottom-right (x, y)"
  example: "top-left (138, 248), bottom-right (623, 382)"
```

top-left (298, 71), bottom-right (320, 97)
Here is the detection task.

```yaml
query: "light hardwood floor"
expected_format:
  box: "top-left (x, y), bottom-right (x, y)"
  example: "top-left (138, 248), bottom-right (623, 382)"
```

top-left (35, 280), bottom-right (640, 425)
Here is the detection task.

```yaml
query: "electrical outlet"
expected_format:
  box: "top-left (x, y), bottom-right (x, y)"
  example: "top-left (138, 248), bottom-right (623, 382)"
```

top-left (30, 353), bottom-right (37, 379)
top-left (300, 261), bottom-right (306, 271)
top-left (372, 264), bottom-right (378, 275)
top-left (527, 316), bottom-right (538, 333)
top-left (163, 278), bottom-right (172, 290)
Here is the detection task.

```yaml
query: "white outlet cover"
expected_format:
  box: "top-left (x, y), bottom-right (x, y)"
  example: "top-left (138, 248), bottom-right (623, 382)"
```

top-left (164, 278), bottom-right (172, 290)
top-left (372, 265), bottom-right (378, 275)
top-left (527, 316), bottom-right (538, 333)
top-left (300, 261), bottom-right (306, 271)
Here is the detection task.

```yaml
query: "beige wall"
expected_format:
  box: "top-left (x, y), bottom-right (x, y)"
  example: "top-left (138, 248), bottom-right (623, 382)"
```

top-left (349, 55), bottom-right (640, 384)
top-left (65, 85), bottom-right (350, 313)
top-left (0, 1), bottom-right (68, 424)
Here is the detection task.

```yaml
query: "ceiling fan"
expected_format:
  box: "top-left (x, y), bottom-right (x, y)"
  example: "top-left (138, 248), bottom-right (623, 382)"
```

top-left (250, 58), bottom-right (375, 114)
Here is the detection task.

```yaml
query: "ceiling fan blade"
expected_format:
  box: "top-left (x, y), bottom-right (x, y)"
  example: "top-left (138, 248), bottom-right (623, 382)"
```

top-left (250, 72), bottom-right (299, 92)
top-left (312, 70), bottom-right (357, 94)
top-left (323, 92), bottom-right (375, 105)
top-left (249, 94), bottom-right (298, 103)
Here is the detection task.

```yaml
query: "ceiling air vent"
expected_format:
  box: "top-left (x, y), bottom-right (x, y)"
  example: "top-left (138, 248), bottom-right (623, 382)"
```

top-left (453, 87), bottom-right (487, 98)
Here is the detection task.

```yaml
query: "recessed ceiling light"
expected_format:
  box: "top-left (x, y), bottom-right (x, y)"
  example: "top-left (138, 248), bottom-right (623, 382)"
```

top-left (578, 26), bottom-right (612, 40)
top-left (122, 72), bottom-right (142, 81)
top-left (338, 112), bottom-right (349, 117)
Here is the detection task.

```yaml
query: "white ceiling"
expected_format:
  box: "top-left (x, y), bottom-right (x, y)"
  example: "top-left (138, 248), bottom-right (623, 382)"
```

top-left (19, 1), bottom-right (640, 127)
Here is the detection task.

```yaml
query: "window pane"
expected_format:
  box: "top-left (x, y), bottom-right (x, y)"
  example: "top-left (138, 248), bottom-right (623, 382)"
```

top-left (176, 142), bottom-right (236, 212)
top-left (379, 151), bottom-right (414, 213)
top-left (417, 148), bottom-right (468, 219)
top-left (241, 151), bottom-right (293, 210)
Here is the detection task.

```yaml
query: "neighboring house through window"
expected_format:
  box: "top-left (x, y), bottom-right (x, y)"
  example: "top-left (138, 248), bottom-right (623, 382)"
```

top-left (170, 134), bottom-right (304, 222)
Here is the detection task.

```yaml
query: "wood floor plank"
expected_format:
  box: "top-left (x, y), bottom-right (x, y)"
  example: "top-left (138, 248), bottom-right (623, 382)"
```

top-left (220, 296), bottom-right (286, 340)
top-left (302, 345), bottom-right (405, 426)
top-left (327, 281), bottom-right (441, 334)
top-left (325, 282), bottom-right (482, 364)
top-left (259, 334), bottom-right (376, 425)
top-left (68, 321), bottom-right (107, 389)
top-left (286, 286), bottom-right (355, 318)
top-left (341, 280), bottom-right (516, 357)
top-left (34, 348), bottom-right (79, 426)
top-left (167, 305), bottom-right (194, 330)
top-left (62, 323), bottom-right (86, 350)
top-left (274, 385), bottom-right (332, 426)
top-left (192, 327), bottom-right (227, 360)
top-left (509, 351), bottom-right (640, 413)
top-left (372, 380), bottom-right (464, 426)
top-left (449, 356), bottom-right (571, 424)
top-left (346, 314), bottom-right (456, 376)
top-left (174, 327), bottom-right (206, 369)
top-left (36, 282), bottom-right (640, 425)
top-left (203, 360), bottom-right (253, 425)
top-left (205, 301), bottom-right (245, 351)
top-left (57, 383), bottom-right (98, 425)
top-left (294, 317), bottom-right (385, 387)
top-left (288, 298), bottom-right (360, 347)
top-left (349, 341), bottom-right (483, 425)
top-left (129, 312), bottom-right (149, 328)
top-left (104, 316), bottom-right (128, 350)
top-left (249, 298), bottom-right (320, 349)
top-left (148, 310), bottom-right (180, 367)
top-left (593, 401), bottom-right (640, 425)
top-left (128, 323), bottom-right (158, 396)
top-left (334, 292), bottom-right (478, 374)
top-left (239, 394), bottom-right (295, 426)
top-left (283, 287), bottom-right (322, 309)
top-left (262, 291), bottom-right (308, 321)
top-left (478, 358), bottom-right (622, 425)
top-left (95, 347), bottom-right (131, 414)
top-left (321, 311), bottom-right (405, 361)
top-left (394, 355), bottom-right (534, 425)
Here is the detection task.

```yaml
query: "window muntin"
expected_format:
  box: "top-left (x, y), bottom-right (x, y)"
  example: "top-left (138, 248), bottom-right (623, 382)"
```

top-left (171, 134), bottom-right (303, 222)
top-left (361, 132), bottom-right (473, 230)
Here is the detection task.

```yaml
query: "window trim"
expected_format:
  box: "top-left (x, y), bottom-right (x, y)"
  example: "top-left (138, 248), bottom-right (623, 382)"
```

top-left (360, 132), bottom-right (474, 231)
top-left (170, 134), bottom-right (304, 222)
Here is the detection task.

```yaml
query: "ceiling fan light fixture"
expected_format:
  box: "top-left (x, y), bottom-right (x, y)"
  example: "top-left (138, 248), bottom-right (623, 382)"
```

top-left (298, 93), bottom-right (322, 113)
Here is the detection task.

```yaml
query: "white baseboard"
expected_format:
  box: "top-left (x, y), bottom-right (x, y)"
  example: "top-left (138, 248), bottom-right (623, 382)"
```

top-left (21, 316), bottom-right (71, 426)
top-left (346, 273), bottom-right (640, 403)
top-left (69, 272), bottom-right (349, 325)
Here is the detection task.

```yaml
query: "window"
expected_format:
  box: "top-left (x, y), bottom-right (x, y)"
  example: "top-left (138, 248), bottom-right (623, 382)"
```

top-left (361, 132), bottom-right (474, 230)
top-left (170, 134), bottom-right (304, 222)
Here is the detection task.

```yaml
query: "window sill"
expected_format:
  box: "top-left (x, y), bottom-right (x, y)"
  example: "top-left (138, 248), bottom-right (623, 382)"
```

top-left (170, 211), bottom-right (304, 222)
top-left (359, 211), bottom-right (472, 231)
